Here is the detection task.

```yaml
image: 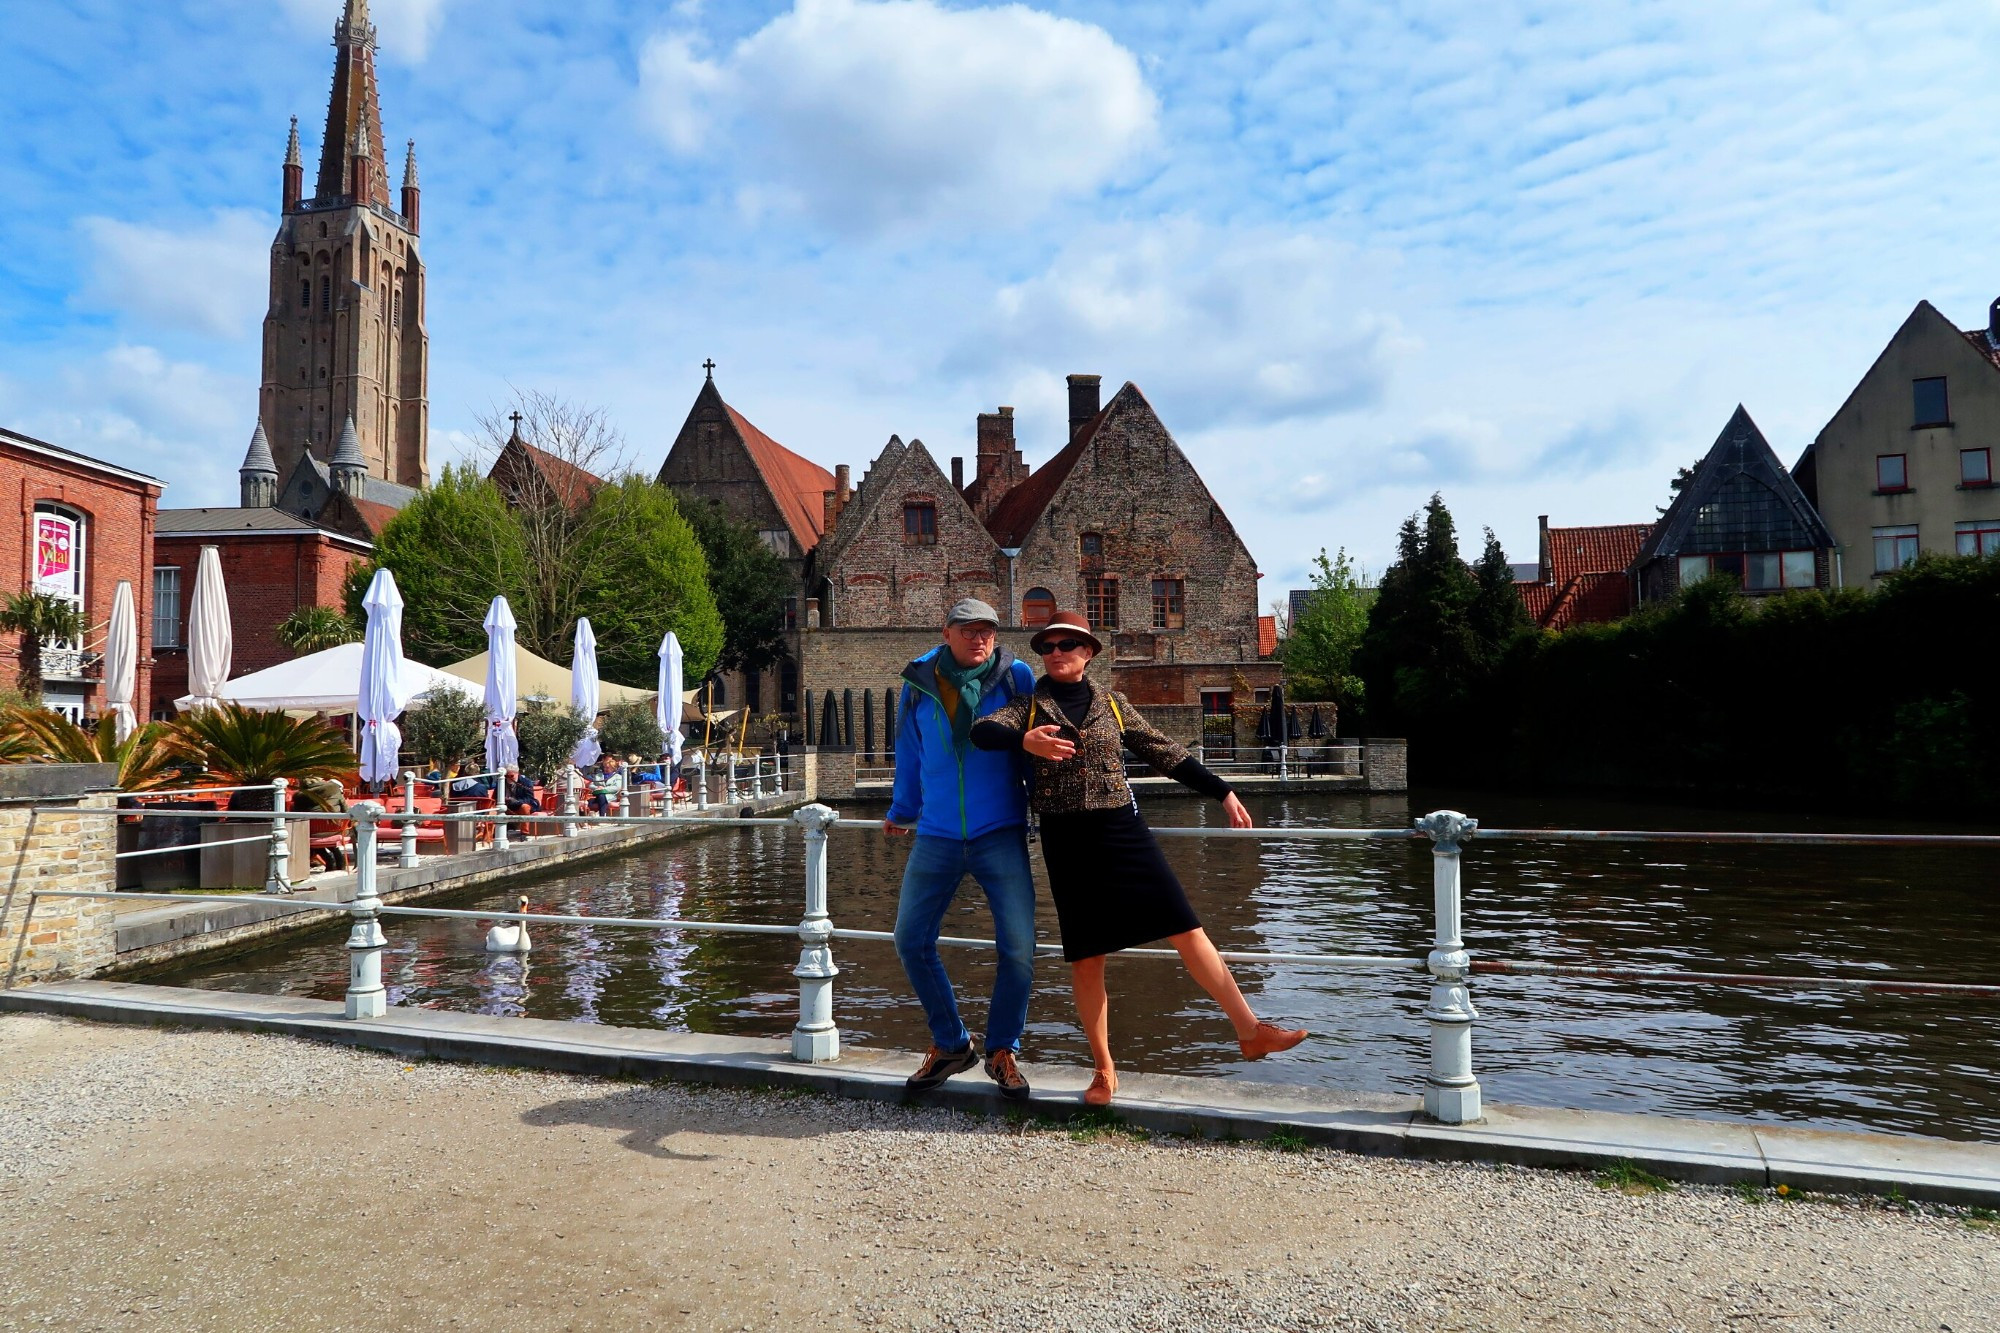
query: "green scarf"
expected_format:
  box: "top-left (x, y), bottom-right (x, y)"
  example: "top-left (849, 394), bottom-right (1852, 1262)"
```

top-left (936, 650), bottom-right (1000, 753)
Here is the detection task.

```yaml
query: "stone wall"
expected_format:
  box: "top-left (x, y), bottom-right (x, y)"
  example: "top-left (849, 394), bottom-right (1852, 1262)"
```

top-left (0, 768), bottom-right (118, 985)
top-left (1364, 739), bottom-right (1409, 792)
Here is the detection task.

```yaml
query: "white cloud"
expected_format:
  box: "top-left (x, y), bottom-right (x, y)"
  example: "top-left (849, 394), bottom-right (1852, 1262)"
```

top-left (951, 220), bottom-right (1411, 431)
top-left (639, 0), bottom-right (1158, 233)
top-left (78, 210), bottom-right (269, 341)
top-left (276, 0), bottom-right (453, 63)
top-left (0, 346), bottom-right (250, 506)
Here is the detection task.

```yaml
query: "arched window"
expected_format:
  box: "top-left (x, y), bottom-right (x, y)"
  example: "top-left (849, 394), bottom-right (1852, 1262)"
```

top-left (393, 285), bottom-right (402, 326)
top-left (1022, 588), bottom-right (1056, 627)
top-left (299, 279), bottom-right (311, 310)
top-left (318, 221), bottom-right (328, 238)
top-left (320, 276), bottom-right (330, 312)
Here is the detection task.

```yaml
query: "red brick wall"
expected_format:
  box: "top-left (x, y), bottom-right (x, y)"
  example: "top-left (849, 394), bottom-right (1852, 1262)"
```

top-left (152, 531), bottom-right (370, 714)
top-left (0, 441), bottom-right (159, 719)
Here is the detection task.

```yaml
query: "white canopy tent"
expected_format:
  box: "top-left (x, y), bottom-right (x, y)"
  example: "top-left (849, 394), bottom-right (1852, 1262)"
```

top-left (175, 641), bottom-right (483, 715)
top-left (441, 646), bottom-right (653, 708)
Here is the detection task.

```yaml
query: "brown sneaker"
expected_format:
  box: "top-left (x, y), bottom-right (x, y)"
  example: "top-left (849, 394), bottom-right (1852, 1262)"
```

top-left (1239, 1022), bottom-right (1308, 1060)
top-left (983, 1048), bottom-right (1031, 1100)
top-left (906, 1043), bottom-right (980, 1092)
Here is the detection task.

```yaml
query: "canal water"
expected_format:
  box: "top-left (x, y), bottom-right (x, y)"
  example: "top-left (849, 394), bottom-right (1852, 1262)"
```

top-left (164, 789), bottom-right (2000, 1141)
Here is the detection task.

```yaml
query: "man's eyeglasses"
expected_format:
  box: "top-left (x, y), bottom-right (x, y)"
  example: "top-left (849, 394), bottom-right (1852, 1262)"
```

top-left (1037, 638), bottom-right (1090, 655)
top-left (950, 624), bottom-right (997, 640)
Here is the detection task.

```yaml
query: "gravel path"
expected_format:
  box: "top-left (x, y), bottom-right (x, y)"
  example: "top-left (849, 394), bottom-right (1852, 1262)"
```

top-left (1, 1013), bottom-right (1994, 1331)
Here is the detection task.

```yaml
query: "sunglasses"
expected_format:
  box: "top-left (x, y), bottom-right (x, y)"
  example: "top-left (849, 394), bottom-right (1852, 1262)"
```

top-left (1036, 638), bottom-right (1091, 655)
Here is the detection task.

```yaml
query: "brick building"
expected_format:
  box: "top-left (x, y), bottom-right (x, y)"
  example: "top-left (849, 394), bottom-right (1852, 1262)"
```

top-left (150, 507), bottom-right (374, 717)
top-left (0, 425), bottom-right (163, 722)
top-left (659, 369), bottom-right (1277, 743)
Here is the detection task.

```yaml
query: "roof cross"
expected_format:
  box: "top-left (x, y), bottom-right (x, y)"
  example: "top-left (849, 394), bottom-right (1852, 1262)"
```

top-left (508, 411), bottom-right (524, 439)
top-left (703, 358), bottom-right (716, 381)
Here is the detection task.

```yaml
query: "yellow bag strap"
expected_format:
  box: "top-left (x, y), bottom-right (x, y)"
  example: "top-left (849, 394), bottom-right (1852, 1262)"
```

top-left (1027, 690), bottom-right (1122, 732)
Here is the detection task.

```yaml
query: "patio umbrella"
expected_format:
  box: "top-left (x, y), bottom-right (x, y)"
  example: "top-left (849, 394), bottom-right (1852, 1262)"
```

top-left (104, 580), bottom-right (137, 742)
top-left (183, 545), bottom-right (232, 711)
top-left (1307, 705), bottom-right (1326, 739)
top-left (570, 617), bottom-right (601, 767)
top-left (1262, 683), bottom-right (1289, 746)
top-left (358, 569), bottom-right (413, 786)
top-left (482, 596), bottom-right (519, 773)
top-left (656, 631), bottom-right (684, 765)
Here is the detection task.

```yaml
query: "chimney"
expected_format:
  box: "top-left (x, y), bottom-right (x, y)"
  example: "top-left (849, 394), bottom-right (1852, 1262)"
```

top-left (835, 463), bottom-right (851, 503)
top-left (1066, 374), bottom-right (1102, 441)
top-left (1537, 515), bottom-right (1551, 584)
top-left (951, 456), bottom-right (964, 492)
top-left (822, 490), bottom-right (836, 531)
top-left (969, 406), bottom-right (1027, 522)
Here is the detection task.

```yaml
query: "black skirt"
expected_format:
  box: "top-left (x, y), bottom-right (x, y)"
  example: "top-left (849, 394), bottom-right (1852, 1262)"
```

top-left (1038, 804), bottom-right (1201, 962)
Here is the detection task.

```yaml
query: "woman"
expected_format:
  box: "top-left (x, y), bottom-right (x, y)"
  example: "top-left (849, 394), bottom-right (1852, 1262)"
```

top-left (972, 609), bottom-right (1306, 1106)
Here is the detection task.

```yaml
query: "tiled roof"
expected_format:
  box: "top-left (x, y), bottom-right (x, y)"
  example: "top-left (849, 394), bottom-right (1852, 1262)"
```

top-left (1962, 327), bottom-right (2000, 371)
top-left (492, 436), bottom-right (603, 511)
top-left (984, 400), bottom-right (1110, 549)
top-left (155, 506), bottom-right (371, 549)
top-left (725, 404), bottom-right (835, 552)
top-left (1548, 523), bottom-right (1652, 584)
top-left (1257, 615), bottom-right (1277, 659)
top-left (0, 424), bottom-right (162, 488)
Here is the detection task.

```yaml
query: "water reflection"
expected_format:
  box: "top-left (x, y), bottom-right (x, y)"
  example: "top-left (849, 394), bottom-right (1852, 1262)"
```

top-left (165, 789), bottom-right (2000, 1141)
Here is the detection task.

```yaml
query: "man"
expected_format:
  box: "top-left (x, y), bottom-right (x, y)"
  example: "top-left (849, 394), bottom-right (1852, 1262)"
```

top-left (886, 598), bottom-right (1038, 1099)
top-left (502, 765), bottom-right (538, 837)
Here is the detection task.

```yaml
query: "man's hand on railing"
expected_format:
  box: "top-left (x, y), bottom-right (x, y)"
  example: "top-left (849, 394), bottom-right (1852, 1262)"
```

top-left (883, 819), bottom-right (912, 837)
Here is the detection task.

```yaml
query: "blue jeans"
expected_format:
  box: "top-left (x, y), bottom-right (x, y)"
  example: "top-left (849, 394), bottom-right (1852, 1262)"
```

top-left (894, 826), bottom-right (1036, 1054)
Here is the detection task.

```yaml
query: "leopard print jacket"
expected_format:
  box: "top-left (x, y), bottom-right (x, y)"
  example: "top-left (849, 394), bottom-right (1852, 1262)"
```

top-left (982, 676), bottom-right (1189, 816)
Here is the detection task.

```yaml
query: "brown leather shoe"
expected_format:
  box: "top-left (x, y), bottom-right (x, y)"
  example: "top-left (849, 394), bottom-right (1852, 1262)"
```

top-left (1084, 1068), bottom-right (1118, 1107)
top-left (906, 1043), bottom-right (980, 1091)
top-left (984, 1048), bottom-right (1031, 1100)
top-left (1238, 1022), bottom-right (1307, 1060)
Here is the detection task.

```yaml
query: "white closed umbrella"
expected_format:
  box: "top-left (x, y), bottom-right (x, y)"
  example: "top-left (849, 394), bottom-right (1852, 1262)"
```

top-left (183, 545), bottom-right (232, 711)
top-left (482, 596), bottom-right (519, 773)
top-left (570, 617), bottom-right (601, 767)
top-left (358, 569), bottom-right (414, 786)
top-left (656, 631), bottom-right (684, 764)
top-left (104, 580), bottom-right (137, 742)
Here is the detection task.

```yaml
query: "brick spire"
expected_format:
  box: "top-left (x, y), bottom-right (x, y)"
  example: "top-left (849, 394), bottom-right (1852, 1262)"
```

top-left (314, 0), bottom-right (391, 208)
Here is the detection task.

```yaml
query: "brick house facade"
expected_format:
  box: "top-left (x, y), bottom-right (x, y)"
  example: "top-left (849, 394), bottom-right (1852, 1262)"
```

top-left (0, 426), bottom-right (163, 722)
top-left (658, 370), bottom-right (1276, 736)
top-left (151, 509), bottom-right (374, 717)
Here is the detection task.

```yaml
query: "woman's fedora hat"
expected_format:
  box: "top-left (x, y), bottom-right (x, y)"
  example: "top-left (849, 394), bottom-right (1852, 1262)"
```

top-left (1029, 610), bottom-right (1103, 656)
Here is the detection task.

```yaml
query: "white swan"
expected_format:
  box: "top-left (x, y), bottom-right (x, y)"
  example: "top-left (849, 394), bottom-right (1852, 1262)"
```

top-left (485, 895), bottom-right (532, 953)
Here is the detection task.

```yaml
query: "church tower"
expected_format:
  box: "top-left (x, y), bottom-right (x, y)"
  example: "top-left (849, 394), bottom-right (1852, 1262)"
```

top-left (258, 0), bottom-right (428, 493)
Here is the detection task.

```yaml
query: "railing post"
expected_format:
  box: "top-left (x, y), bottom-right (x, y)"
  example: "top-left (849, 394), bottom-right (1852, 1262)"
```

top-left (398, 772), bottom-right (419, 868)
top-left (345, 802), bottom-right (388, 1020)
top-left (264, 777), bottom-right (291, 893)
top-left (562, 769), bottom-right (579, 837)
top-left (790, 802), bottom-right (841, 1062)
top-left (1416, 809), bottom-right (1481, 1124)
top-left (492, 780), bottom-right (509, 851)
top-left (694, 754), bottom-right (708, 811)
top-left (726, 750), bottom-right (738, 802)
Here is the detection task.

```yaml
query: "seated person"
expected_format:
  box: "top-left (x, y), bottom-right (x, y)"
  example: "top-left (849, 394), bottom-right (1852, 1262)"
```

top-left (501, 764), bottom-right (538, 837)
top-left (628, 754), bottom-right (664, 786)
top-left (587, 755), bottom-right (624, 815)
top-left (447, 760), bottom-right (495, 802)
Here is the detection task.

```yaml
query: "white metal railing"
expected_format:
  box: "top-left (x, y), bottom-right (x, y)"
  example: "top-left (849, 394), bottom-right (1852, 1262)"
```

top-left (33, 801), bottom-right (2000, 1126)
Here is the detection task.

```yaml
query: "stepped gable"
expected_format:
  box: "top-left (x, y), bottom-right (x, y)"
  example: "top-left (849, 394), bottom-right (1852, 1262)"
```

top-left (982, 397), bottom-right (1113, 549)
top-left (1637, 405), bottom-right (1832, 564)
top-left (813, 435), bottom-right (909, 570)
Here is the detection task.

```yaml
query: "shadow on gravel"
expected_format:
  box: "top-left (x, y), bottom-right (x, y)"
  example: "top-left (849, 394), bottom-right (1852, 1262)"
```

top-left (520, 1085), bottom-right (832, 1161)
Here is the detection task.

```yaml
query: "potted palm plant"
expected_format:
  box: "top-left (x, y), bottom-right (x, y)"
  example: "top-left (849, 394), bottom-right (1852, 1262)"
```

top-left (0, 707), bottom-right (191, 887)
top-left (165, 704), bottom-right (358, 888)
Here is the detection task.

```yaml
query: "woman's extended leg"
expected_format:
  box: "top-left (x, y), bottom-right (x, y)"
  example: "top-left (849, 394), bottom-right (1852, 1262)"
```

top-left (1070, 955), bottom-right (1114, 1071)
top-left (1070, 955), bottom-right (1119, 1105)
top-left (1166, 928), bottom-right (1258, 1039)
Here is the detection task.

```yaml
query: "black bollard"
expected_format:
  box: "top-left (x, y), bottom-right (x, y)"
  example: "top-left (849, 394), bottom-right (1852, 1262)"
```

top-left (862, 689), bottom-right (876, 761)
top-left (820, 691), bottom-right (840, 748)
top-left (803, 690), bottom-right (816, 746)
top-left (884, 687), bottom-right (897, 760)
top-left (842, 689), bottom-right (854, 749)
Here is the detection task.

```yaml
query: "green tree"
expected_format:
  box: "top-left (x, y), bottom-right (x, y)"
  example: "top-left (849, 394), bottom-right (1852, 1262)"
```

top-left (1356, 494), bottom-right (1483, 737)
top-left (1468, 526), bottom-right (1529, 652)
top-left (0, 592), bottom-right (85, 699)
top-left (398, 683), bottom-right (487, 770)
top-left (275, 605), bottom-right (360, 655)
top-left (597, 698), bottom-right (665, 759)
top-left (515, 699), bottom-right (588, 783)
top-left (680, 499), bottom-right (791, 677)
top-left (1282, 549), bottom-right (1372, 717)
top-left (572, 477), bottom-right (723, 686)
top-left (346, 464), bottom-right (529, 665)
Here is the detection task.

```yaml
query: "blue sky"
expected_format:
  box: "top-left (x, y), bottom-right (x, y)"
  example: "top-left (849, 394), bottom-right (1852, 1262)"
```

top-left (7, 0), bottom-right (2000, 592)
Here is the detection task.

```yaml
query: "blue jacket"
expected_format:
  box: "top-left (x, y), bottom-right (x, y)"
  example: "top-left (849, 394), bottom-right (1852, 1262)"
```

top-left (887, 646), bottom-right (1035, 841)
